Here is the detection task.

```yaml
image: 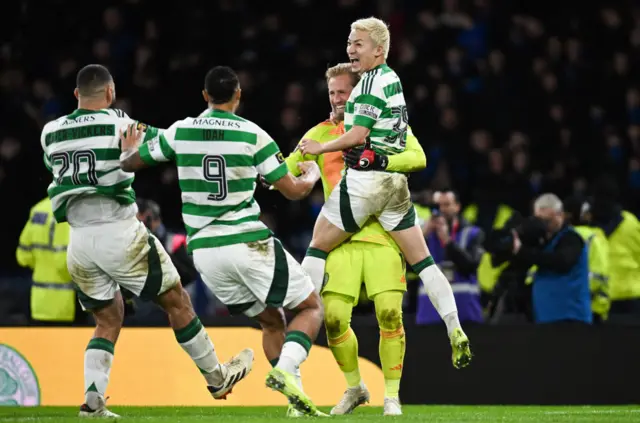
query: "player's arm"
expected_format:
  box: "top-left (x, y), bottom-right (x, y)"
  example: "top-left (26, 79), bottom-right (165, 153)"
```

top-left (256, 129), bottom-right (320, 200)
top-left (120, 122), bottom-right (178, 172)
top-left (344, 125), bottom-right (426, 172)
top-left (302, 124), bottom-right (369, 154)
top-left (385, 126), bottom-right (426, 172)
top-left (300, 83), bottom-right (386, 154)
top-left (116, 110), bottom-right (165, 143)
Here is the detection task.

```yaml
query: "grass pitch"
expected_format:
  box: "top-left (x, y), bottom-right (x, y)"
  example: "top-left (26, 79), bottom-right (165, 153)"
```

top-left (0, 406), bottom-right (639, 422)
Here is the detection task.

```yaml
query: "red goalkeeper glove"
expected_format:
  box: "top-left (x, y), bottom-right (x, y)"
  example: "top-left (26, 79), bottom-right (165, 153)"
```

top-left (344, 148), bottom-right (389, 171)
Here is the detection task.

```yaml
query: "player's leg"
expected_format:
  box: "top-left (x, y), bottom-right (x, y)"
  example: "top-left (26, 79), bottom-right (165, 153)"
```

top-left (361, 244), bottom-right (406, 415)
top-left (373, 291), bottom-right (405, 415)
top-left (154, 283), bottom-right (252, 399)
top-left (67, 228), bottom-right (122, 418)
top-left (320, 243), bottom-right (370, 414)
top-left (254, 307), bottom-right (305, 417)
top-left (255, 307), bottom-right (287, 366)
top-left (256, 238), bottom-right (327, 416)
top-left (108, 219), bottom-right (253, 398)
top-left (301, 175), bottom-right (371, 292)
top-left (379, 199), bottom-right (472, 368)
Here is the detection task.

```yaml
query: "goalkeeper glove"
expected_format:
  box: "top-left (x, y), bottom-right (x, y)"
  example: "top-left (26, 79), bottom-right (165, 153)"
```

top-left (344, 148), bottom-right (389, 171)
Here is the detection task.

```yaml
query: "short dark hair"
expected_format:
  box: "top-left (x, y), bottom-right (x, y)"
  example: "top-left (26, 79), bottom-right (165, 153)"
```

top-left (205, 66), bottom-right (239, 104)
top-left (76, 64), bottom-right (113, 96)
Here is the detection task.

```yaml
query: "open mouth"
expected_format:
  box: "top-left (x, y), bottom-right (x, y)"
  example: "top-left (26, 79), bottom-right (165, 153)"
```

top-left (350, 58), bottom-right (360, 65)
top-left (335, 105), bottom-right (345, 110)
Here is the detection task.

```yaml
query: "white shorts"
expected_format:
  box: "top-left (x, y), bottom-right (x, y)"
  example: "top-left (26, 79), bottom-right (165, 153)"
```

top-left (321, 169), bottom-right (416, 233)
top-left (68, 218), bottom-right (180, 310)
top-left (193, 237), bottom-right (315, 317)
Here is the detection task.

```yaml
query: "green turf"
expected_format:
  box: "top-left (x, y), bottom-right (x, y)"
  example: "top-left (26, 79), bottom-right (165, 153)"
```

top-left (0, 406), bottom-right (639, 422)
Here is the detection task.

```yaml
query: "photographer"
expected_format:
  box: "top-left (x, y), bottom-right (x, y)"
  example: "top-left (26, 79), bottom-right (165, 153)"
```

top-left (509, 194), bottom-right (592, 325)
top-left (417, 191), bottom-right (484, 325)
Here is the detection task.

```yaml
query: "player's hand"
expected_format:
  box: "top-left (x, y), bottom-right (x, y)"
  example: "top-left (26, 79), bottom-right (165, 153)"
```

top-left (512, 229), bottom-right (522, 254)
top-left (297, 161), bottom-right (320, 181)
top-left (434, 216), bottom-right (450, 243)
top-left (344, 147), bottom-right (389, 171)
top-left (299, 139), bottom-right (323, 155)
top-left (120, 124), bottom-right (143, 152)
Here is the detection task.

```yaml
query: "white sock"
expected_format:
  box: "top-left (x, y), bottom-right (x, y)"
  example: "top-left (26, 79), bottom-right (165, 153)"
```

top-left (84, 338), bottom-right (114, 410)
top-left (294, 366), bottom-right (304, 391)
top-left (276, 331), bottom-right (312, 375)
top-left (302, 248), bottom-right (328, 293)
top-left (175, 317), bottom-right (225, 386)
top-left (417, 258), bottom-right (460, 335)
top-left (443, 311), bottom-right (462, 336)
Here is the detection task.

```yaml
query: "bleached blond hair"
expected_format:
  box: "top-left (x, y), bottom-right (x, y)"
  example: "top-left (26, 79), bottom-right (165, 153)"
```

top-left (325, 63), bottom-right (360, 86)
top-left (351, 17), bottom-right (390, 59)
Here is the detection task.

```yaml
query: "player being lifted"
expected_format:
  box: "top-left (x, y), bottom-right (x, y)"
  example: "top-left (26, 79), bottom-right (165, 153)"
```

top-left (40, 65), bottom-right (254, 418)
top-left (280, 62), bottom-right (426, 415)
top-left (120, 66), bottom-right (327, 417)
top-left (298, 17), bottom-right (473, 366)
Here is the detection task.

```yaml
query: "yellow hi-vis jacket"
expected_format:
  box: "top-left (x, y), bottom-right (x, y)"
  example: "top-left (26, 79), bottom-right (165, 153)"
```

top-left (526, 225), bottom-right (610, 320)
top-left (463, 203), bottom-right (514, 293)
top-left (16, 197), bottom-right (75, 322)
top-left (607, 211), bottom-right (640, 301)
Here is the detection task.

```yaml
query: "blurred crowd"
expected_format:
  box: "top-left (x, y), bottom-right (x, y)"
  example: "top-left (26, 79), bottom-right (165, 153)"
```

top-left (2, 0), bottom-right (640, 323)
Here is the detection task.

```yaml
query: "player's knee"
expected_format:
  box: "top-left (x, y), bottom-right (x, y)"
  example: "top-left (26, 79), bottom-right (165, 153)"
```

top-left (257, 307), bottom-right (286, 333)
top-left (376, 307), bottom-right (403, 332)
top-left (374, 291), bottom-right (404, 332)
top-left (323, 295), bottom-right (351, 339)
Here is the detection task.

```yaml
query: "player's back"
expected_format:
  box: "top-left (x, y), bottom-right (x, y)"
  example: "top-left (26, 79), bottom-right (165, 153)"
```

top-left (166, 109), bottom-right (278, 252)
top-left (41, 108), bottom-right (147, 226)
top-left (345, 64), bottom-right (408, 157)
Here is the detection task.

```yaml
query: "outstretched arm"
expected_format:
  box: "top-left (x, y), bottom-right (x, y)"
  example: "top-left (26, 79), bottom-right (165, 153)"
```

top-left (299, 125), bottom-right (368, 155)
top-left (120, 122), bottom-right (177, 172)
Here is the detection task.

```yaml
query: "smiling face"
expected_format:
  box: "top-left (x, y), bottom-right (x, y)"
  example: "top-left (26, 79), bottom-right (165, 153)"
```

top-left (327, 73), bottom-right (353, 121)
top-left (346, 29), bottom-right (385, 74)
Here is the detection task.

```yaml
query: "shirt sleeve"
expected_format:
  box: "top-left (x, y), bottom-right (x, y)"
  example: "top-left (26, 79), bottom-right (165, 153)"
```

top-left (352, 74), bottom-right (387, 129)
top-left (286, 127), bottom-right (321, 177)
top-left (386, 125), bottom-right (426, 172)
top-left (138, 121), bottom-right (178, 165)
top-left (255, 127), bottom-right (288, 184)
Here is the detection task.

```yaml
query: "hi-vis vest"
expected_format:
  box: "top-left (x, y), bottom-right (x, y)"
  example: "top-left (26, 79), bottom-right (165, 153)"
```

top-left (525, 225), bottom-right (610, 320)
top-left (606, 211), bottom-right (640, 301)
top-left (16, 197), bottom-right (75, 321)
top-left (462, 203), bottom-right (514, 293)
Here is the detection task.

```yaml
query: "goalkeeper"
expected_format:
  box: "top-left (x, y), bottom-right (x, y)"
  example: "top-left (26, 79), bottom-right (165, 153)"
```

top-left (285, 63), bottom-right (425, 417)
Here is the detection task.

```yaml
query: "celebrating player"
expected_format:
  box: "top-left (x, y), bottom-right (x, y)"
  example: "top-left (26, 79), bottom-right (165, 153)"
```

top-left (282, 62), bottom-right (425, 416)
top-left (120, 66), bottom-right (327, 417)
top-left (40, 64), bottom-right (253, 418)
top-left (297, 17), bottom-right (473, 367)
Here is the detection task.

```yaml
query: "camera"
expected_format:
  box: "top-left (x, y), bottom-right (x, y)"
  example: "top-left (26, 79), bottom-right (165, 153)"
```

top-left (485, 216), bottom-right (547, 257)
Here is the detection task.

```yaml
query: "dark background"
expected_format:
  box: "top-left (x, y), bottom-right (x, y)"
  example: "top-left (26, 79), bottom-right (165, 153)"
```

top-left (3, 0), bottom-right (640, 268)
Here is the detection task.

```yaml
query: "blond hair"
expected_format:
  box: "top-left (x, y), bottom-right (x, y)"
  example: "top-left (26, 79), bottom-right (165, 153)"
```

top-left (351, 17), bottom-right (391, 59)
top-left (325, 63), bottom-right (360, 87)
